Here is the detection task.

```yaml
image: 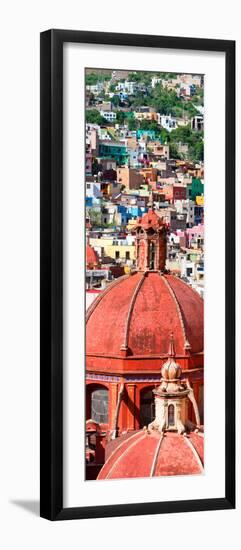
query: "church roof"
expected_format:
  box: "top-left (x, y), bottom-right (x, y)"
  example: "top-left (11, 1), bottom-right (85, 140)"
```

top-left (133, 208), bottom-right (166, 231)
top-left (86, 271), bottom-right (203, 358)
top-left (97, 430), bottom-right (204, 479)
top-left (86, 244), bottom-right (99, 267)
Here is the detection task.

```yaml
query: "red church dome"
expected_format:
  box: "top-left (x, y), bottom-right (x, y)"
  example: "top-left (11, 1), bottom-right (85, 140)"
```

top-left (86, 244), bottom-right (99, 268)
top-left (86, 271), bottom-right (203, 358)
top-left (86, 206), bottom-right (204, 465)
top-left (97, 429), bottom-right (204, 479)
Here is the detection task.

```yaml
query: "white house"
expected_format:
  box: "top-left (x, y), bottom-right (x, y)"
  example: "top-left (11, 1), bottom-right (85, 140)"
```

top-left (86, 82), bottom-right (104, 94)
top-left (191, 115), bottom-right (204, 131)
top-left (175, 199), bottom-right (195, 227)
top-left (159, 114), bottom-right (177, 132)
top-left (116, 81), bottom-right (137, 94)
top-left (151, 76), bottom-right (163, 88)
top-left (100, 110), bottom-right (117, 122)
top-left (86, 181), bottom-right (102, 200)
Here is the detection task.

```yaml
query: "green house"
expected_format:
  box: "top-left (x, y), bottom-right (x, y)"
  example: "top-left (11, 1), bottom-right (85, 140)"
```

top-left (187, 178), bottom-right (204, 201)
top-left (136, 129), bottom-right (156, 140)
top-left (99, 142), bottom-right (128, 165)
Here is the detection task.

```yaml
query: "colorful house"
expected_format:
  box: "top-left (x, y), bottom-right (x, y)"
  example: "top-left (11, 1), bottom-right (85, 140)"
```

top-left (187, 178), bottom-right (204, 201)
top-left (99, 141), bottom-right (128, 165)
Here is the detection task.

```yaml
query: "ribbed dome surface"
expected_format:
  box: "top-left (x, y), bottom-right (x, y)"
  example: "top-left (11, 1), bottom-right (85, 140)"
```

top-left (86, 271), bottom-right (203, 357)
top-left (98, 430), bottom-right (204, 479)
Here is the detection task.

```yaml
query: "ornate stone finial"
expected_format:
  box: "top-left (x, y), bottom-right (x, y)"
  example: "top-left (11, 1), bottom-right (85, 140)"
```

top-left (160, 334), bottom-right (182, 381)
top-left (161, 358), bottom-right (182, 382)
top-left (146, 333), bottom-right (201, 435)
top-left (167, 332), bottom-right (175, 358)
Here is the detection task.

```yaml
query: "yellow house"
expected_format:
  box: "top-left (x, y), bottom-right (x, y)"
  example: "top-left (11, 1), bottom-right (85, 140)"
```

top-left (134, 111), bottom-right (158, 122)
top-left (196, 195), bottom-right (204, 206)
top-left (89, 237), bottom-right (136, 263)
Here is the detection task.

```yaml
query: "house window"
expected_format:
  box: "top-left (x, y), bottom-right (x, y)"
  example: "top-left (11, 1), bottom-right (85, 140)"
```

top-left (115, 251), bottom-right (120, 259)
top-left (86, 183), bottom-right (91, 189)
top-left (125, 251), bottom-right (130, 260)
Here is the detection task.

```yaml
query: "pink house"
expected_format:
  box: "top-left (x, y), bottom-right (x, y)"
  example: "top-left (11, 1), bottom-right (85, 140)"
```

top-left (186, 224), bottom-right (204, 248)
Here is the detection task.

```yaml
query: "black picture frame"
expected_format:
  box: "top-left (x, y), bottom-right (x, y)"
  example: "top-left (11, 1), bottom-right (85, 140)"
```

top-left (40, 29), bottom-right (235, 521)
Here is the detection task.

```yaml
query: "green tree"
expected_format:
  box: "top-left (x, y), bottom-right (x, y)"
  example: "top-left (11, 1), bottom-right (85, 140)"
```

top-left (169, 143), bottom-right (181, 159)
top-left (151, 88), bottom-right (179, 116)
top-left (129, 90), bottom-right (149, 108)
top-left (158, 128), bottom-right (170, 143)
top-left (85, 72), bottom-right (111, 85)
top-left (85, 73), bottom-right (99, 85)
top-left (111, 95), bottom-right (121, 107)
top-left (109, 83), bottom-right (116, 93)
top-left (128, 118), bottom-right (139, 131)
top-left (139, 119), bottom-right (159, 132)
top-left (86, 109), bottom-right (106, 125)
top-left (116, 111), bottom-right (127, 124)
top-left (168, 124), bottom-right (203, 162)
top-left (169, 125), bottom-right (192, 143)
top-left (127, 72), bottom-right (152, 85)
top-left (88, 209), bottom-right (102, 227)
top-left (189, 141), bottom-right (204, 163)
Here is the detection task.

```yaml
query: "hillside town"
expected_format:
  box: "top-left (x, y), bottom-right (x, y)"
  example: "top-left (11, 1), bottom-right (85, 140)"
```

top-left (86, 69), bottom-right (204, 306)
top-left (85, 69), bottom-right (204, 480)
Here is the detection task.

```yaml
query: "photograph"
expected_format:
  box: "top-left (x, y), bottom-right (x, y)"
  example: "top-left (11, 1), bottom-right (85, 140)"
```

top-left (39, 28), bottom-right (235, 521)
top-left (0, 0), bottom-right (237, 543)
top-left (85, 68), bottom-right (204, 481)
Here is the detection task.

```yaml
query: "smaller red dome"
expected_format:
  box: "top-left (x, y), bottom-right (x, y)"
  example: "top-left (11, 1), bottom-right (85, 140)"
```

top-left (86, 244), bottom-right (99, 268)
top-left (98, 430), bottom-right (204, 479)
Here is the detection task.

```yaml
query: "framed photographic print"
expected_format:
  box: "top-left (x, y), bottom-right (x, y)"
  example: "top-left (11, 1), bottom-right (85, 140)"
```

top-left (40, 29), bottom-right (235, 520)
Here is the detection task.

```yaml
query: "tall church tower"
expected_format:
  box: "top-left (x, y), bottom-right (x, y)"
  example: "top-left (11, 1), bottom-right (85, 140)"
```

top-left (132, 196), bottom-right (167, 272)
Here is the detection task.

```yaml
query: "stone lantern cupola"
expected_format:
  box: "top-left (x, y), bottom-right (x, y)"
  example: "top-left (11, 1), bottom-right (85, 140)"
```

top-left (132, 195), bottom-right (168, 272)
top-left (148, 334), bottom-right (192, 434)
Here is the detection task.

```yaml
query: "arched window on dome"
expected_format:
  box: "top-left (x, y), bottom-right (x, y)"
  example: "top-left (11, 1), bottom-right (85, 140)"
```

top-left (140, 387), bottom-right (155, 428)
top-left (87, 385), bottom-right (109, 425)
top-left (168, 404), bottom-right (175, 427)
